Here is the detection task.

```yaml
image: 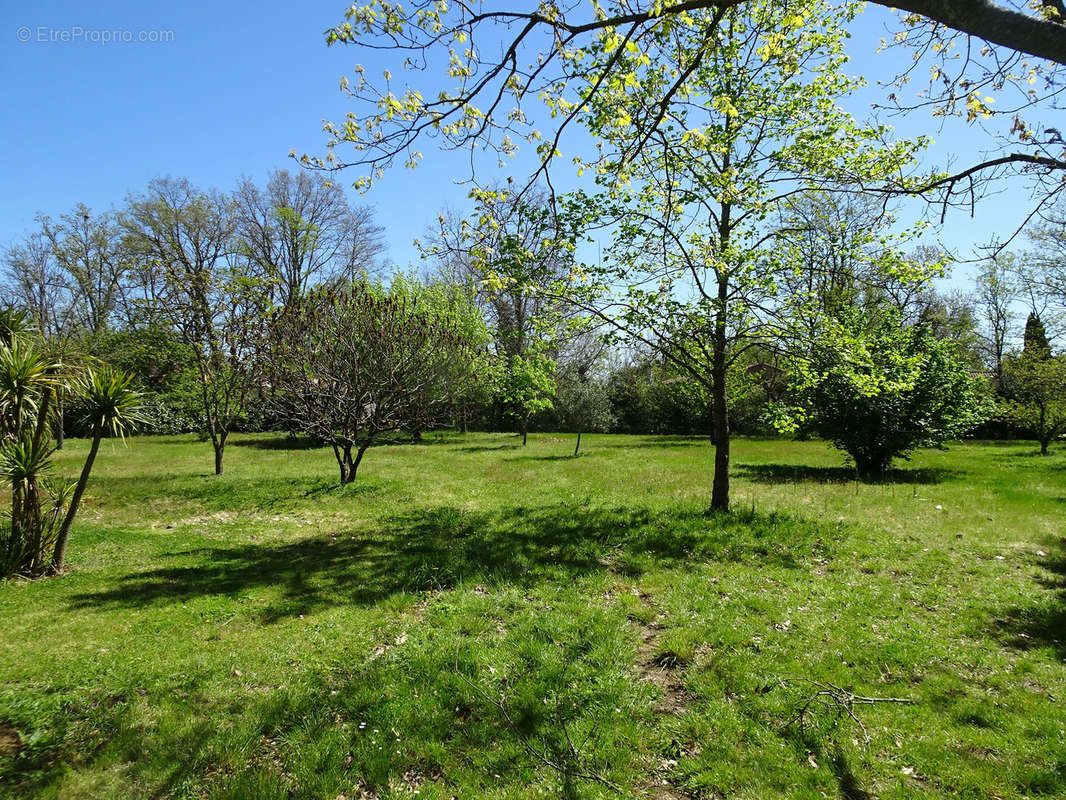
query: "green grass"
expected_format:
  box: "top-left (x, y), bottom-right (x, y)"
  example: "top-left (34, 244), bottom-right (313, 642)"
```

top-left (1, 432), bottom-right (1064, 799)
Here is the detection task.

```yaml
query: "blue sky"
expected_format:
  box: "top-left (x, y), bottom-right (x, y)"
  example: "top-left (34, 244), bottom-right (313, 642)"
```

top-left (0, 1), bottom-right (1050, 277)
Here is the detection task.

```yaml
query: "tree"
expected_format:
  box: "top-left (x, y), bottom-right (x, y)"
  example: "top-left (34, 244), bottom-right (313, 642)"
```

top-left (1000, 348), bottom-right (1066, 454)
top-left (388, 273), bottom-right (496, 436)
top-left (424, 189), bottom-right (578, 437)
top-left (553, 362), bottom-right (615, 455)
top-left (551, 1), bottom-right (923, 510)
top-left (234, 169), bottom-right (385, 307)
top-left (1023, 311), bottom-right (1052, 357)
top-left (771, 309), bottom-right (986, 478)
top-left (423, 189), bottom-right (573, 362)
top-left (975, 254), bottom-right (1019, 386)
top-left (499, 352), bottom-right (556, 446)
top-left (85, 325), bottom-right (201, 435)
top-left (49, 366), bottom-right (143, 574)
top-left (310, 0), bottom-right (1066, 207)
top-left (123, 178), bottom-right (267, 475)
top-left (266, 281), bottom-right (480, 483)
top-left (2, 231), bottom-right (75, 338)
top-left (36, 205), bottom-right (128, 337)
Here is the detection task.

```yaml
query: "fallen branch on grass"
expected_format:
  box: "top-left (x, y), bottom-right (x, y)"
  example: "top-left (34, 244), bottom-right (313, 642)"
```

top-left (778, 678), bottom-right (914, 747)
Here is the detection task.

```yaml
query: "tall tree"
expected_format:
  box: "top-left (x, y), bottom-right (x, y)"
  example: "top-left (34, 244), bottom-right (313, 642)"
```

top-left (123, 178), bottom-right (267, 476)
top-left (37, 206), bottom-right (127, 337)
top-left (234, 169), bottom-right (385, 307)
top-left (1023, 311), bottom-right (1052, 358)
top-left (423, 189), bottom-right (571, 361)
top-left (552, 1), bottom-right (922, 510)
top-left (2, 232), bottom-right (74, 337)
top-left (975, 254), bottom-right (1019, 385)
top-left (773, 193), bottom-right (938, 353)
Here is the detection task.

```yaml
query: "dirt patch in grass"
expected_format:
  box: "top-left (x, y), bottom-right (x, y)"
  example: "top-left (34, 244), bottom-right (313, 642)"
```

top-left (632, 595), bottom-right (691, 716)
top-left (631, 594), bottom-right (695, 799)
top-left (0, 723), bottom-right (23, 757)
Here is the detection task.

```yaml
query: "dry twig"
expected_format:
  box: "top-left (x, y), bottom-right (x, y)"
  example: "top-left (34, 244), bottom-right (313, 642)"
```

top-left (778, 678), bottom-right (914, 747)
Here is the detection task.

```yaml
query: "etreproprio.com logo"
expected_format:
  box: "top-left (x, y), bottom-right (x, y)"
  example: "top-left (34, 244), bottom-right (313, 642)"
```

top-left (16, 26), bottom-right (175, 44)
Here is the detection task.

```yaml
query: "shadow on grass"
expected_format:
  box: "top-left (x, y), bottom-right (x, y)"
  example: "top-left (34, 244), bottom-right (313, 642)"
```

top-left (510, 453), bottom-right (600, 462)
top-left (994, 538), bottom-right (1066, 660)
top-left (230, 435), bottom-right (323, 451)
top-left (230, 433), bottom-right (463, 452)
top-left (454, 443), bottom-right (522, 453)
top-left (734, 463), bottom-right (960, 486)
top-left (69, 503), bottom-right (831, 622)
top-left (31, 580), bottom-right (645, 800)
top-left (85, 472), bottom-right (387, 513)
top-left (609, 435), bottom-right (709, 450)
top-left (830, 747), bottom-right (873, 800)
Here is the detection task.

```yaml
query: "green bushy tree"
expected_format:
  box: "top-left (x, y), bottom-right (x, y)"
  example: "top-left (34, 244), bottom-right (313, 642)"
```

top-left (84, 325), bottom-right (201, 435)
top-left (499, 352), bottom-right (556, 446)
top-left (771, 310), bottom-right (986, 479)
top-left (553, 363), bottom-right (615, 455)
top-left (1000, 349), bottom-right (1066, 455)
top-left (389, 274), bottom-right (496, 436)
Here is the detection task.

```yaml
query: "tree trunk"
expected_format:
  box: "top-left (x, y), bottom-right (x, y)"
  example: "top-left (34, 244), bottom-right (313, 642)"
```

top-left (55, 394), bottom-right (64, 450)
top-left (350, 445), bottom-right (369, 480)
top-left (5, 483), bottom-right (24, 577)
top-left (710, 372), bottom-right (730, 511)
top-left (574, 430), bottom-right (582, 457)
top-left (710, 206), bottom-right (732, 513)
top-left (50, 424), bottom-right (102, 575)
top-left (26, 479), bottom-right (46, 575)
top-left (33, 387), bottom-right (53, 453)
top-left (1039, 404), bottom-right (1049, 455)
top-left (335, 443), bottom-right (370, 484)
top-left (854, 451), bottom-right (891, 481)
top-left (213, 434), bottom-right (226, 475)
top-left (334, 443), bottom-right (353, 484)
top-left (521, 419), bottom-right (528, 446)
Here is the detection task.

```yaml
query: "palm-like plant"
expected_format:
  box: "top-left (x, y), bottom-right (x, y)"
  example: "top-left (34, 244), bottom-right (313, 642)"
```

top-left (0, 308), bottom-right (34, 347)
top-left (50, 366), bottom-right (144, 574)
top-left (0, 322), bottom-right (143, 578)
top-left (0, 338), bottom-right (65, 577)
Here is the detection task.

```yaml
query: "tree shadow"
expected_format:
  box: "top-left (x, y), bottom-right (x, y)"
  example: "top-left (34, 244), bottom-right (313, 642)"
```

top-left (84, 472), bottom-right (380, 513)
top-left (993, 538), bottom-right (1066, 660)
top-left (1001, 449), bottom-right (1060, 460)
top-left (229, 435), bottom-right (323, 451)
top-left (454, 443), bottom-right (522, 453)
top-left (510, 453), bottom-right (605, 462)
top-left (734, 463), bottom-right (959, 485)
top-left (830, 747), bottom-right (873, 800)
top-left (32, 578), bottom-right (642, 799)
top-left (609, 435), bottom-right (708, 449)
top-left (68, 503), bottom-right (830, 622)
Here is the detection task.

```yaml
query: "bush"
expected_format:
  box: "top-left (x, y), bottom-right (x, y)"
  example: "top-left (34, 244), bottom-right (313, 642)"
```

top-left (771, 311), bottom-right (987, 478)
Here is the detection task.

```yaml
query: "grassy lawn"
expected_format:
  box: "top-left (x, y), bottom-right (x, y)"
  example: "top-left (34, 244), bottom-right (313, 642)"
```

top-left (1, 432), bottom-right (1064, 799)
